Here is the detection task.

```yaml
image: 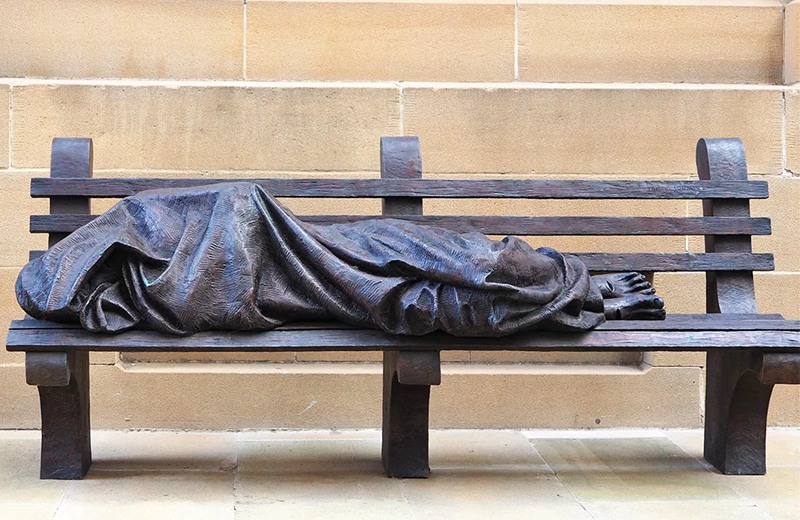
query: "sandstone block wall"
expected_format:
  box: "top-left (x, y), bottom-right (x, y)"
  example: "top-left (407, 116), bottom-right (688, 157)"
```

top-left (0, 0), bottom-right (797, 429)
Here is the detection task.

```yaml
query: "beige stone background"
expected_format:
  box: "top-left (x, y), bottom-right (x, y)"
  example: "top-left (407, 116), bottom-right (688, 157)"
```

top-left (0, 0), bottom-right (798, 429)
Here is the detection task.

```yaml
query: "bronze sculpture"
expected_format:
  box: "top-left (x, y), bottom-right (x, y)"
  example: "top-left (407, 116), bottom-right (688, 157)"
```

top-left (16, 182), bottom-right (664, 337)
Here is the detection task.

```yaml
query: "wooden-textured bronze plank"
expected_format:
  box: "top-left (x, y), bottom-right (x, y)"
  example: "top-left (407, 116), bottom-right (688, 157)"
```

top-left (8, 314), bottom-right (794, 332)
top-left (25, 251), bottom-right (774, 271)
top-left (30, 214), bottom-right (773, 236)
top-left (31, 178), bottom-right (769, 199)
top-left (7, 328), bottom-right (800, 351)
top-left (575, 253), bottom-right (773, 271)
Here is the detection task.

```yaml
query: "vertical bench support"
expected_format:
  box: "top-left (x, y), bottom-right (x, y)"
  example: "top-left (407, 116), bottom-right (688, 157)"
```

top-left (382, 351), bottom-right (441, 477)
top-left (379, 137), bottom-right (442, 478)
top-left (697, 138), bottom-right (773, 474)
top-left (29, 138), bottom-right (94, 479)
top-left (27, 351), bottom-right (91, 479)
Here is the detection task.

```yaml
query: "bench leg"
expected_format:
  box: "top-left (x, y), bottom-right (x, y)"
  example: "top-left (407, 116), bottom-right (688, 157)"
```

top-left (27, 351), bottom-right (92, 479)
top-left (704, 350), bottom-right (773, 475)
top-left (381, 350), bottom-right (441, 478)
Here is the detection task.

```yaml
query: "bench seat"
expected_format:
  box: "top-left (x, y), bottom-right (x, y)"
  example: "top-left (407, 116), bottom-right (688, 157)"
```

top-left (8, 314), bottom-right (800, 352)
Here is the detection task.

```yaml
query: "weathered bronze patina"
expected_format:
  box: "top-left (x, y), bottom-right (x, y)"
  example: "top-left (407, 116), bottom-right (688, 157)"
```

top-left (7, 136), bottom-right (800, 482)
top-left (16, 182), bottom-right (663, 337)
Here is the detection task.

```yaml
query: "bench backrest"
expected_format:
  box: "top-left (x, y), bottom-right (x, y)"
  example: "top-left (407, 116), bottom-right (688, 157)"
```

top-left (29, 136), bottom-right (772, 278)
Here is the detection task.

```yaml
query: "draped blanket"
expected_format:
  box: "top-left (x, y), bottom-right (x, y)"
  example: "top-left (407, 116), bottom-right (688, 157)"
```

top-left (17, 183), bottom-right (605, 336)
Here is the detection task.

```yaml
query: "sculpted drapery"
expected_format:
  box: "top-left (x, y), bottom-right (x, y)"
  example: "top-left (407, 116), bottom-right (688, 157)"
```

top-left (17, 182), bottom-right (611, 336)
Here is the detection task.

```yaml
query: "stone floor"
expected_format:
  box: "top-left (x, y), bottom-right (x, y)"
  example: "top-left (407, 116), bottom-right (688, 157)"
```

top-left (0, 428), bottom-right (797, 519)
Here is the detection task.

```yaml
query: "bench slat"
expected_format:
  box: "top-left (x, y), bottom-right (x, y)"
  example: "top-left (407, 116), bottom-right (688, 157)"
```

top-left (571, 253), bottom-right (772, 271)
top-left (31, 178), bottom-right (769, 199)
top-left (26, 250), bottom-right (775, 271)
top-left (6, 326), bottom-right (799, 351)
top-left (30, 214), bottom-right (773, 236)
top-left (9, 314), bottom-right (791, 331)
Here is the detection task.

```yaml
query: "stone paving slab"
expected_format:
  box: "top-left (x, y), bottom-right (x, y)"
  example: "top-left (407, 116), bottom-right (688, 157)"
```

top-left (0, 428), bottom-right (795, 519)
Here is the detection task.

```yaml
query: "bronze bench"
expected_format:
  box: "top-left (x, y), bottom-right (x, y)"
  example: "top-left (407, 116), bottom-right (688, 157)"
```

top-left (7, 136), bottom-right (800, 480)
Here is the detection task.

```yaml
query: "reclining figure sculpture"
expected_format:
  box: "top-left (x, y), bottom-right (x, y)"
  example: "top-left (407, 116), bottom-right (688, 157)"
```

top-left (16, 183), bottom-right (664, 337)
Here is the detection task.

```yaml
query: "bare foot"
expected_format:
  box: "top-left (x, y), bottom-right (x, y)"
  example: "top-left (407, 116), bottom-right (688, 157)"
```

top-left (592, 272), bottom-right (665, 320)
top-left (593, 272), bottom-right (655, 299)
top-left (604, 293), bottom-right (666, 320)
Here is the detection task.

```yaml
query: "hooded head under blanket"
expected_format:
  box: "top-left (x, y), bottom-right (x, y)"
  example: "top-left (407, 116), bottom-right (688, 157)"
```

top-left (16, 183), bottom-right (605, 336)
